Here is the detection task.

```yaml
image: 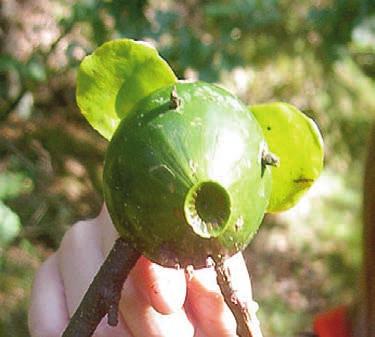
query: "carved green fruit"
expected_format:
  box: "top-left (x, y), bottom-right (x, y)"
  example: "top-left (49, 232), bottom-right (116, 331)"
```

top-left (103, 81), bottom-right (272, 268)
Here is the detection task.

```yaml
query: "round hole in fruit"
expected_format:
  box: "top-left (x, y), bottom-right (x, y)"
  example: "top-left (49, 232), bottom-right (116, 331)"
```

top-left (184, 181), bottom-right (231, 238)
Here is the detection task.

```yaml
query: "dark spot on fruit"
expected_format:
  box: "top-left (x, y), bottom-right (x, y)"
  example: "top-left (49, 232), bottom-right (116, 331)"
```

top-left (267, 126), bottom-right (271, 131)
top-left (293, 178), bottom-right (314, 184)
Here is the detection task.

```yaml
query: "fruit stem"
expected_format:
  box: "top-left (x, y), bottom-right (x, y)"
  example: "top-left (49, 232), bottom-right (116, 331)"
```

top-left (214, 256), bottom-right (263, 337)
top-left (261, 150), bottom-right (280, 167)
top-left (169, 85), bottom-right (181, 109)
top-left (62, 238), bottom-right (141, 337)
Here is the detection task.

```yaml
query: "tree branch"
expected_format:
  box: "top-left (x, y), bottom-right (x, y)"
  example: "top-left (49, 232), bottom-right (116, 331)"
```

top-left (62, 238), bottom-right (141, 337)
top-left (214, 257), bottom-right (263, 337)
top-left (0, 87), bottom-right (27, 122)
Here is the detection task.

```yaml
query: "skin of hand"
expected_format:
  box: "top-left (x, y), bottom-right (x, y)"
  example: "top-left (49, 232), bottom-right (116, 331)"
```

top-left (28, 204), bottom-right (259, 337)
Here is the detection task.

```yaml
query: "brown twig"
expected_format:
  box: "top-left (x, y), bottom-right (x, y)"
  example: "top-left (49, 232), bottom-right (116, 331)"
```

top-left (214, 256), bottom-right (263, 337)
top-left (62, 237), bottom-right (141, 337)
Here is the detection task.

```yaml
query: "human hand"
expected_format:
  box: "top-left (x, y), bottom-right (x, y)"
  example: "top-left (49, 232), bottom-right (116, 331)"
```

top-left (28, 204), bottom-right (260, 337)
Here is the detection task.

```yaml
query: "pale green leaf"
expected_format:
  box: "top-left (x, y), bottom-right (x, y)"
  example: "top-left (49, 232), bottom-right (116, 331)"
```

top-left (0, 201), bottom-right (21, 247)
top-left (0, 172), bottom-right (32, 200)
top-left (76, 39), bottom-right (177, 140)
top-left (251, 102), bottom-right (324, 212)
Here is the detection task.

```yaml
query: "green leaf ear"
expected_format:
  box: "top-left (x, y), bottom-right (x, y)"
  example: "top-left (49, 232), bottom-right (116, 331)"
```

top-left (250, 102), bottom-right (324, 212)
top-left (76, 39), bottom-right (177, 140)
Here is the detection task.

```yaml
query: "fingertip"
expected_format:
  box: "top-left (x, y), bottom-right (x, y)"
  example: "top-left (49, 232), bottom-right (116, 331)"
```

top-left (185, 253), bottom-right (253, 337)
top-left (57, 220), bottom-right (104, 315)
top-left (131, 256), bottom-right (187, 314)
top-left (120, 275), bottom-right (194, 337)
top-left (188, 265), bottom-right (236, 330)
top-left (224, 253), bottom-right (253, 302)
top-left (188, 253), bottom-right (254, 306)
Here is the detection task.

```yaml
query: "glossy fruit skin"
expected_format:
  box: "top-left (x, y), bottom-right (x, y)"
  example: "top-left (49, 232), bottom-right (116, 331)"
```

top-left (103, 81), bottom-right (271, 268)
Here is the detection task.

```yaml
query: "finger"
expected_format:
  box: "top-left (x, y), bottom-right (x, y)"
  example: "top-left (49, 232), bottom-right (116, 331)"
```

top-left (98, 204), bottom-right (188, 315)
top-left (131, 256), bottom-right (187, 314)
top-left (120, 275), bottom-right (195, 337)
top-left (28, 253), bottom-right (69, 337)
top-left (183, 305), bottom-right (208, 337)
top-left (187, 267), bottom-right (237, 337)
top-left (221, 253), bottom-right (254, 302)
top-left (186, 253), bottom-right (254, 337)
top-left (57, 219), bottom-right (104, 315)
top-left (58, 219), bottom-right (135, 337)
top-left (193, 329), bottom-right (210, 337)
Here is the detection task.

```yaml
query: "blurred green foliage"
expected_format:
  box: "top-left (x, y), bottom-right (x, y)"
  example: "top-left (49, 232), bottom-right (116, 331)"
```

top-left (0, 172), bottom-right (31, 246)
top-left (0, 0), bottom-right (374, 336)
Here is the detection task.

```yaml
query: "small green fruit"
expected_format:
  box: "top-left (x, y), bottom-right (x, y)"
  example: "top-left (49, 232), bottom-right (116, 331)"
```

top-left (103, 82), bottom-right (272, 268)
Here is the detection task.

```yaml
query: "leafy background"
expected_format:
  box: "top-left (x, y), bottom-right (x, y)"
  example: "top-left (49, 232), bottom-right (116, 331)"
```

top-left (0, 0), bottom-right (374, 336)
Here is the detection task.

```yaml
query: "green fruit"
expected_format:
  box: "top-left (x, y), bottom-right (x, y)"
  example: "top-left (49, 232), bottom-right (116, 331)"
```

top-left (103, 81), bottom-right (272, 268)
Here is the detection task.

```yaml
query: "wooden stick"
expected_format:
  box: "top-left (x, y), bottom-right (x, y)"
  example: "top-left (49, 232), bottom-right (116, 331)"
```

top-left (214, 257), bottom-right (263, 337)
top-left (62, 238), bottom-right (141, 337)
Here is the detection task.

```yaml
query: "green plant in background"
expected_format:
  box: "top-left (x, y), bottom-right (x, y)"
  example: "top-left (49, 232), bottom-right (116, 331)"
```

top-left (0, 172), bottom-right (32, 249)
top-left (0, 172), bottom-right (36, 337)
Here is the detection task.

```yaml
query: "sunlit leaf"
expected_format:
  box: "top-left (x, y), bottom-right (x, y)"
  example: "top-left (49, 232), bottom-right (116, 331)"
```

top-left (0, 55), bottom-right (23, 73)
top-left (26, 57), bottom-right (47, 82)
top-left (251, 102), bottom-right (324, 212)
top-left (0, 172), bottom-right (32, 201)
top-left (0, 201), bottom-right (21, 247)
top-left (76, 39), bottom-right (177, 140)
